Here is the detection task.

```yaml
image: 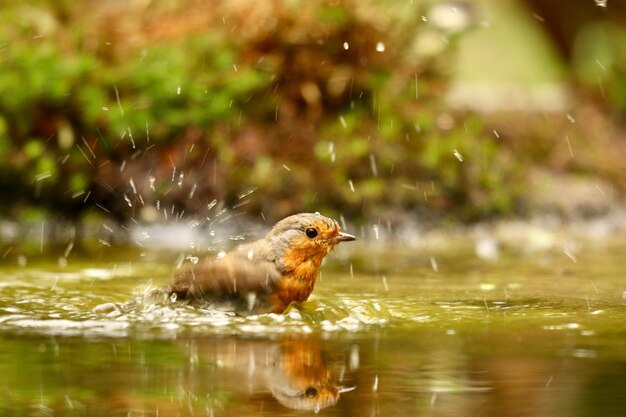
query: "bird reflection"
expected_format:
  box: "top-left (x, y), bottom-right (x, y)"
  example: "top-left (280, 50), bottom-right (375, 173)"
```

top-left (267, 338), bottom-right (355, 411)
top-left (184, 336), bottom-right (355, 412)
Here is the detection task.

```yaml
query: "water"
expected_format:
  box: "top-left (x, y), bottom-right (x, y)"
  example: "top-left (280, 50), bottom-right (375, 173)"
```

top-left (0, 237), bottom-right (625, 416)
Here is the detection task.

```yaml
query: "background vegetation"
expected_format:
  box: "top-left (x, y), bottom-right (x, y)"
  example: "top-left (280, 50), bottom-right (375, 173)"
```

top-left (1, 0), bottom-right (625, 231)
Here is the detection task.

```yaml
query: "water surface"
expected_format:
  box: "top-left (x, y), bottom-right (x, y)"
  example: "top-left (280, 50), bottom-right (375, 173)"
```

top-left (0, 237), bottom-right (625, 416)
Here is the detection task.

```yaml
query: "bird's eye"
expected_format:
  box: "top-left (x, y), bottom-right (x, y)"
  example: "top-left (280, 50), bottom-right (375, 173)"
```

top-left (304, 387), bottom-right (318, 398)
top-left (305, 228), bottom-right (318, 238)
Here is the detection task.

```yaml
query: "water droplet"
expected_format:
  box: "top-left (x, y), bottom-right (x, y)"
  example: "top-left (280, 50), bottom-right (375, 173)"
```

top-left (430, 256), bottom-right (438, 272)
top-left (35, 171), bottom-right (52, 182)
top-left (246, 292), bottom-right (257, 311)
top-left (237, 186), bottom-right (258, 199)
top-left (349, 345), bottom-right (360, 369)
top-left (369, 154), bottom-right (378, 176)
top-left (563, 249), bottom-right (577, 263)
top-left (375, 42), bottom-right (386, 52)
top-left (64, 242), bottom-right (74, 258)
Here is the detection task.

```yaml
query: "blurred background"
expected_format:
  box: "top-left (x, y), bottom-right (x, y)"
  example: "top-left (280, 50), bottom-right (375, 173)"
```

top-left (1, 0), bottom-right (625, 239)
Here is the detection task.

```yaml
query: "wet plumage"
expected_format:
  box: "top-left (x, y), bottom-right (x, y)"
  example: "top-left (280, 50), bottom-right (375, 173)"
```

top-left (168, 213), bottom-right (355, 315)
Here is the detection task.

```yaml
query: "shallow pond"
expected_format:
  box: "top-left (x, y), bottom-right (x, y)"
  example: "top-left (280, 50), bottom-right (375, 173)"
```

top-left (0, 235), bottom-right (625, 416)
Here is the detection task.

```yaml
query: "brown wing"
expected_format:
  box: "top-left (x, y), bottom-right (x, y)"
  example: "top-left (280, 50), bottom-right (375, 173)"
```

top-left (169, 252), bottom-right (281, 300)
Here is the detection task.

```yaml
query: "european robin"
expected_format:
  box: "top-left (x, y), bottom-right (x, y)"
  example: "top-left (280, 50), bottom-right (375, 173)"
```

top-left (168, 212), bottom-right (355, 315)
top-left (267, 338), bottom-right (354, 411)
top-left (186, 337), bottom-right (354, 411)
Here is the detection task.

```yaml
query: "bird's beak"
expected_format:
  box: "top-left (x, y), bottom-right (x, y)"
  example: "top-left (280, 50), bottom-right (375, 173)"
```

top-left (335, 232), bottom-right (356, 242)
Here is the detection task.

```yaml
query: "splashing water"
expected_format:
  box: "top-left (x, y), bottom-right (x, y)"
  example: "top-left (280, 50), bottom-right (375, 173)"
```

top-left (0, 239), bottom-right (625, 341)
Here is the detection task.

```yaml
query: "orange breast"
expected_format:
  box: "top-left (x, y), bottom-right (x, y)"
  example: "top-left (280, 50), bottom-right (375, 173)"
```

top-left (270, 262), bottom-right (320, 313)
top-left (269, 232), bottom-right (332, 313)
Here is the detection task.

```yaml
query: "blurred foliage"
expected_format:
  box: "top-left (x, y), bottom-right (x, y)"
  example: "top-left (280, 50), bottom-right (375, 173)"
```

top-left (572, 21), bottom-right (626, 111)
top-left (522, 0), bottom-right (626, 113)
top-left (0, 0), bottom-right (624, 229)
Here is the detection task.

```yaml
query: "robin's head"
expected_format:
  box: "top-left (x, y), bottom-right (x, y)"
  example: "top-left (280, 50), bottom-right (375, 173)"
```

top-left (267, 213), bottom-right (355, 271)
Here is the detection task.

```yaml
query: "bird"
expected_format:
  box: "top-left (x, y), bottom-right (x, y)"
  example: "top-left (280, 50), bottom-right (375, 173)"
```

top-left (188, 337), bottom-right (355, 411)
top-left (167, 212), bottom-right (356, 315)
top-left (266, 338), bottom-right (355, 411)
